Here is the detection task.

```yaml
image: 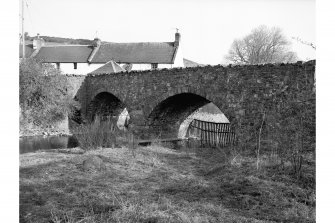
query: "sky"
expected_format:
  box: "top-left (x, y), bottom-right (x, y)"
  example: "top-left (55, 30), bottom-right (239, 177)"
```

top-left (19, 0), bottom-right (315, 65)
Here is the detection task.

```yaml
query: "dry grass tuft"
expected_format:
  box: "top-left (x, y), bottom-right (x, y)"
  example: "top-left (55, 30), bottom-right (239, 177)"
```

top-left (73, 117), bottom-right (116, 151)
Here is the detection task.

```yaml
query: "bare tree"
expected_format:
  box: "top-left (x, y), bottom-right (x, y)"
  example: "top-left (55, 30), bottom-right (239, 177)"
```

top-left (225, 25), bottom-right (298, 65)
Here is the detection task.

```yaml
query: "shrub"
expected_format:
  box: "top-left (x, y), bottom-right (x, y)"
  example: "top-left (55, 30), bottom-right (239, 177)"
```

top-left (19, 58), bottom-right (78, 127)
top-left (74, 116), bottom-right (116, 151)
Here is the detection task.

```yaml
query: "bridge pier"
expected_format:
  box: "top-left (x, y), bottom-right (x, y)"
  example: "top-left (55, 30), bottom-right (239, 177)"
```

top-left (127, 110), bottom-right (151, 139)
top-left (127, 109), bottom-right (180, 140)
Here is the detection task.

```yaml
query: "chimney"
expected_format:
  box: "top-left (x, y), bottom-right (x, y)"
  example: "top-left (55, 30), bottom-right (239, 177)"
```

top-left (93, 38), bottom-right (101, 47)
top-left (33, 33), bottom-right (45, 49)
top-left (88, 38), bottom-right (102, 62)
top-left (174, 31), bottom-right (180, 47)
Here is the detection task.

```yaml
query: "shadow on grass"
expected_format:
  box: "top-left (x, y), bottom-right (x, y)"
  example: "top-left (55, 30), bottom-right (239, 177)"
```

top-left (152, 146), bottom-right (315, 223)
top-left (20, 160), bottom-right (125, 223)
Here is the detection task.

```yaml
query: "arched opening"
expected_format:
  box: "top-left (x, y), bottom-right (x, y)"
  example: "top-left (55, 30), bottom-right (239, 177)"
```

top-left (147, 93), bottom-right (230, 139)
top-left (178, 102), bottom-right (230, 138)
top-left (88, 92), bottom-right (128, 129)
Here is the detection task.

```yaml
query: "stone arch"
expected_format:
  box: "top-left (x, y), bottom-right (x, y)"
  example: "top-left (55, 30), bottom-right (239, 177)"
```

top-left (146, 90), bottom-right (230, 138)
top-left (87, 91), bottom-right (127, 125)
top-left (89, 88), bottom-right (127, 106)
top-left (147, 87), bottom-right (215, 117)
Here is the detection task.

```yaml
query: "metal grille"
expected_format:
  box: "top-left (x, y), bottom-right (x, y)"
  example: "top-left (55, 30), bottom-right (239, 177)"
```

top-left (188, 119), bottom-right (236, 147)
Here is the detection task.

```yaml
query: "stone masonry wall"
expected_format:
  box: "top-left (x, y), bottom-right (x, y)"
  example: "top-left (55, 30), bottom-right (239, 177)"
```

top-left (71, 60), bottom-right (315, 139)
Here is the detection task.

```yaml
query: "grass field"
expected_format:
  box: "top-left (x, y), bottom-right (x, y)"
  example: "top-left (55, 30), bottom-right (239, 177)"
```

top-left (20, 145), bottom-right (315, 223)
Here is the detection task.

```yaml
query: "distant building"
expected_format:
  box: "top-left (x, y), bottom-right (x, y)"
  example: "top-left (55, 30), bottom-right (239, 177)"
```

top-left (183, 58), bottom-right (204, 67)
top-left (88, 60), bottom-right (125, 74)
top-left (20, 32), bottom-right (200, 75)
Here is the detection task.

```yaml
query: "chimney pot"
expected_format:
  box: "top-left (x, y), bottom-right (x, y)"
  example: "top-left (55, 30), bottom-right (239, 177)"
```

top-left (93, 38), bottom-right (101, 47)
top-left (33, 35), bottom-right (45, 49)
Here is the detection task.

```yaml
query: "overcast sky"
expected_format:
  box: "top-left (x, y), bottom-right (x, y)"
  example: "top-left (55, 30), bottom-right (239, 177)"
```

top-left (19, 0), bottom-right (315, 65)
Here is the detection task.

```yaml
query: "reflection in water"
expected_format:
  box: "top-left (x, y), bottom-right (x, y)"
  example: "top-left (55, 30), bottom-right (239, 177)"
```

top-left (19, 135), bottom-right (78, 154)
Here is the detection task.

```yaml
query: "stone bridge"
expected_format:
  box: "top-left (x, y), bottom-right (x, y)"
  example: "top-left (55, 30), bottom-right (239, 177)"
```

top-left (68, 60), bottom-right (315, 139)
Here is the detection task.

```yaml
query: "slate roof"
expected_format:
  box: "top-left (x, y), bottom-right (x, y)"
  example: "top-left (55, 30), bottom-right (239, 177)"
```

top-left (34, 45), bottom-right (94, 63)
top-left (30, 40), bottom-right (178, 64)
top-left (90, 42), bottom-right (177, 64)
top-left (19, 44), bottom-right (35, 58)
top-left (183, 58), bottom-right (204, 67)
top-left (89, 60), bottom-right (125, 74)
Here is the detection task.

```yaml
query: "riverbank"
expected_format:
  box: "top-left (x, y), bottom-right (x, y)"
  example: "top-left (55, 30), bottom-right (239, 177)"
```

top-left (19, 127), bottom-right (70, 138)
top-left (20, 145), bottom-right (315, 222)
top-left (19, 118), bottom-right (71, 138)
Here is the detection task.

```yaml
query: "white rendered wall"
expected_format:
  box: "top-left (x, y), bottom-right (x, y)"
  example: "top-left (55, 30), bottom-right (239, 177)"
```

top-left (123, 63), bottom-right (151, 71)
top-left (158, 64), bottom-right (173, 69)
top-left (52, 63), bottom-right (103, 75)
top-left (52, 59), bottom-right (182, 75)
top-left (55, 62), bottom-right (158, 74)
top-left (120, 63), bottom-right (173, 70)
top-left (172, 44), bottom-right (184, 68)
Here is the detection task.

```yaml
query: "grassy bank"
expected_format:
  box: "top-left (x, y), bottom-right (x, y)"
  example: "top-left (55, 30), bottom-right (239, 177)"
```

top-left (20, 145), bottom-right (315, 223)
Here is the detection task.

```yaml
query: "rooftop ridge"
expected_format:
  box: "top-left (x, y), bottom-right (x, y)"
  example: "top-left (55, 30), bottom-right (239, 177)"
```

top-left (101, 41), bottom-right (174, 45)
top-left (39, 45), bottom-right (93, 47)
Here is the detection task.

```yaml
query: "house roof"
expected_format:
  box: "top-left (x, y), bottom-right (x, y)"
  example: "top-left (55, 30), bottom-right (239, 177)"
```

top-left (29, 36), bottom-right (179, 64)
top-left (33, 45), bottom-right (94, 63)
top-left (19, 44), bottom-right (35, 58)
top-left (90, 42), bottom-right (177, 64)
top-left (19, 41), bottom-right (74, 59)
top-left (89, 60), bottom-right (125, 74)
top-left (183, 58), bottom-right (204, 67)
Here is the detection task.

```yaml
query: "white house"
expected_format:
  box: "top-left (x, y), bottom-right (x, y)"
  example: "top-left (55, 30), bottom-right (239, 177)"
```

top-left (25, 32), bottom-right (187, 75)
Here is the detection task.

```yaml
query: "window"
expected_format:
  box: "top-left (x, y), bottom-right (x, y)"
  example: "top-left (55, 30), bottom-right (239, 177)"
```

top-left (74, 63), bottom-right (77, 69)
top-left (151, 63), bottom-right (158, 69)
